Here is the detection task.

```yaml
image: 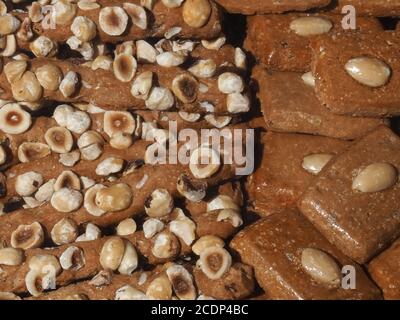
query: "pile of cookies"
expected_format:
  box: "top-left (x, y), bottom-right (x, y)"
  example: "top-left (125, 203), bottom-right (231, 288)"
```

top-left (0, 0), bottom-right (399, 300)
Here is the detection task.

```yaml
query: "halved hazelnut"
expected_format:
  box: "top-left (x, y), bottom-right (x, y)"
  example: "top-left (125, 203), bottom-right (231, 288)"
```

top-left (71, 16), bottom-right (97, 42)
top-left (44, 126), bottom-right (73, 154)
top-left (113, 53), bottom-right (137, 82)
top-left (29, 36), bottom-right (57, 57)
top-left (66, 110), bottom-right (91, 134)
top-left (99, 6), bottom-right (128, 36)
top-left (11, 71), bottom-right (43, 102)
top-left (104, 111), bottom-right (135, 138)
top-left (51, 218), bottom-right (78, 245)
top-left (118, 241), bottom-right (138, 275)
top-left (54, 170), bottom-right (81, 191)
top-left (4, 60), bottom-right (27, 84)
top-left (11, 222), bottom-right (44, 250)
top-left (95, 183), bottom-right (133, 212)
top-left (192, 235), bottom-right (224, 256)
top-left (146, 275), bottom-right (172, 300)
top-left (110, 133), bottom-right (133, 150)
top-left (172, 74), bottom-right (198, 104)
top-left (15, 171), bottom-right (43, 196)
top-left (91, 55), bottom-right (113, 71)
top-left (0, 103), bottom-right (31, 134)
top-left (166, 264), bottom-right (197, 300)
top-left (59, 150), bottom-right (81, 167)
top-left (189, 146), bottom-right (220, 179)
top-left (100, 237), bottom-right (125, 271)
top-left (143, 218), bottom-right (165, 239)
top-left (136, 40), bottom-right (157, 64)
top-left (59, 71), bottom-right (79, 98)
top-left (35, 179), bottom-right (55, 202)
top-left (151, 231), bottom-right (180, 259)
top-left (177, 174), bottom-right (207, 202)
top-left (199, 246), bottom-right (232, 280)
top-left (123, 3), bottom-right (147, 30)
top-left (51, 188), bottom-right (83, 212)
top-left (60, 246), bottom-right (85, 271)
top-left (131, 71), bottom-right (153, 100)
top-left (80, 143), bottom-right (103, 161)
top-left (96, 157), bottom-right (125, 176)
top-left (29, 2), bottom-right (43, 23)
top-left (156, 52), bottom-right (186, 67)
top-left (77, 130), bottom-right (104, 148)
top-left (53, 104), bottom-right (75, 127)
top-left (145, 188), bottom-right (174, 218)
top-left (182, 0), bottom-right (211, 28)
top-left (0, 14), bottom-right (21, 36)
top-left (188, 59), bottom-right (216, 78)
top-left (0, 247), bottom-right (24, 266)
top-left (145, 87), bottom-right (175, 111)
top-left (116, 218), bottom-right (137, 236)
top-left (84, 184), bottom-right (106, 216)
top-left (51, 0), bottom-right (77, 25)
top-left (34, 64), bottom-right (63, 91)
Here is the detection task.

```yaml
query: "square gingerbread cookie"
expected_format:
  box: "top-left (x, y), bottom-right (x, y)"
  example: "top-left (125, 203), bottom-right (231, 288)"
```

top-left (298, 126), bottom-right (400, 264)
top-left (245, 14), bottom-right (381, 72)
top-left (311, 31), bottom-right (400, 117)
top-left (247, 131), bottom-right (350, 216)
top-left (230, 210), bottom-right (382, 300)
top-left (253, 66), bottom-right (387, 140)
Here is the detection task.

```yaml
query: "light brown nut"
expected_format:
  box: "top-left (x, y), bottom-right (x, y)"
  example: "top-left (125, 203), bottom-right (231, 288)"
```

top-left (29, 36), bottom-right (57, 57)
top-left (146, 275), bottom-right (172, 300)
top-left (290, 17), bottom-right (333, 37)
top-left (27, 254), bottom-right (61, 294)
top-left (29, 2), bottom-right (43, 23)
top-left (189, 146), bottom-right (220, 179)
top-left (44, 126), bottom-right (73, 153)
top-left (0, 103), bottom-right (32, 134)
top-left (99, 6), bottom-right (129, 36)
top-left (151, 231), bottom-right (180, 259)
top-left (84, 184), bottom-right (106, 216)
top-left (80, 143), bottom-right (103, 161)
top-left (301, 248), bottom-right (341, 287)
top-left (17, 17), bottom-right (33, 42)
top-left (207, 195), bottom-right (239, 211)
top-left (77, 130), bottom-right (104, 148)
top-left (188, 59), bottom-right (216, 78)
top-left (166, 264), bottom-right (197, 300)
top-left (145, 87), bottom-right (175, 111)
top-left (218, 72), bottom-right (244, 94)
top-left (15, 171), bottom-right (43, 196)
top-left (113, 53), bottom-right (137, 82)
top-left (11, 71), bottom-right (43, 102)
top-left (54, 170), bottom-right (81, 191)
top-left (28, 254), bottom-right (61, 274)
top-left (65, 111), bottom-right (91, 134)
top-left (156, 52), bottom-right (186, 67)
top-left (145, 188), bottom-right (174, 218)
top-left (123, 3), bottom-right (147, 30)
top-left (25, 270), bottom-right (43, 296)
top-left (78, 0), bottom-right (100, 11)
top-left (53, 104), bottom-right (74, 127)
top-left (59, 150), bottom-right (80, 167)
top-left (301, 72), bottom-right (315, 87)
top-left (169, 210), bottom-right (196, 246)
top-left (76, 222), bottom-right (102, 242)
top-left (51, 0), bottom-right (77, 25)
top-left (100, 237), bottom-right (125, 271)
top-left (302, 153), bottom-right (334, 175)
top-left (110, 133), bottom-right (133, 150)
top-left (136, 40), bottom-right (157, 63)
top-left (192, 235), bottom-right (224, 255)
top-left (201, 36), bottom-right (226, 50)
top-left (345, 57), bottom-right (391, 88)
top-left (34, 64), bottom-right (63, 91)
top-left (116, 218), bottom-right (137, 236)
top-left (0, 248), bottom-right (24, 266)
top-left (172, 74), bottom-right (198, 104)
top-left (115, 285), bottom-right (148, 300)
top-left (60, 246), bottom-right (85, 270)
top-left (104, 111), bottom-right (135, 138)
top-left (182, 0), bottom-right (211, 28)
top-left (4, 60), bottom-right (27, 83)
top-left (177, 174), bottom-right (207, 202)
top-left (143, 218), bottom-right (165, 239)
top-left (0, 14), bottom-right (20, 36)
top-left (0, 0), bottom-right (7, 15)
top-left (35, 179), bottom-right (55, 202)
top-left (118, 241), bottom-right (138, 275)
top-left (199, 246), bottom-right (232, 280)
top-left (59, 71), bottom-right (79, 98)
top-left (0, 34), bottom-right (17, 57)
top-left (131, 71), bottom-right (153, 100)
top-left (91, 55), bottom-right (113, 71)
top-left (227, 92), bottom-right (250, 113)
top-left (217, 209), bottom-right (243, 228)
top-left (11, 222), bottom-right (44, 250)
top-left (71, 16), bottom-right (97, 42)
top-left (95, 183), bottom-right (133, 212)
top-left (96, 157), bottom-right (125, 176)
top-left (51, 188), bottom-right (83, 212)
top-left (51, 218), bottom-right (78, 245)
top-left (352, 163), bottom-right (398, 193)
